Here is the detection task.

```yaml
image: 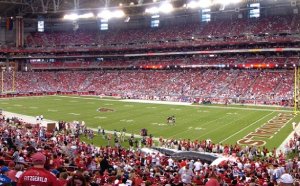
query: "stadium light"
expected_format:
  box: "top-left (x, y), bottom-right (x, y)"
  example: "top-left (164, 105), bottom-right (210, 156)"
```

top-left (78, 13), bottom-right (94, 19)
top-left (187, 1), bottom-right (200, 9)
top-left (151, 15), bottom-right (160, 18)
top-left (114, 10), bottom-right (125, 18)
top-left (159, 2), bottom-right (174, 13)
top-left (63, 13), bottom-right (78, 20)
top-left (97, 10), bottom-right (125, 19)
top-left (186, 0), bottom-right (241, 9)
top-left (145, 7), bottom-right (160, 14)
top-left (97, 10), bottom-right (111, 19)
top-left (145, 2), bottom-right (174, 14)
top-left (199, 0), bottom-right (212, 8)
top-left (63, 13), bottom-right (94, 20)
top-left (213, 0), bottom-right (241, 5)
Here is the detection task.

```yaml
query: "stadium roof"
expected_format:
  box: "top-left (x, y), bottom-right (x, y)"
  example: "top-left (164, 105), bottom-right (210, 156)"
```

top-left (0, 0), bottom-right (176, 17)
top-left (0, 0), bottom-right (296, 17)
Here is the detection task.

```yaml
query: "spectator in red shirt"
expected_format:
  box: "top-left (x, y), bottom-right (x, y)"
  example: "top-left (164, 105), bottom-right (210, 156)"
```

top-left (6, 161), bottom-right (17, 182)
top-left (17, 152), bottom-right (60, 186)
top-left (205, 172), bottom-right (220, 186)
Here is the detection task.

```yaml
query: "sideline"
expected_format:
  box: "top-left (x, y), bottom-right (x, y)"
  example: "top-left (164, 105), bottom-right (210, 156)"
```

top-left (2, 111), bottom-right (159, 141)
top-left (55, 95), bottom-right (293, 113)
top-left (276, 121), bottom-right (300, 154)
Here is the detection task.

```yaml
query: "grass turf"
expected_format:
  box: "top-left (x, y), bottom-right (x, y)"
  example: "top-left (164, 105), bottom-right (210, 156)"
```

top-left (0, 95), bottom-right (298, 149)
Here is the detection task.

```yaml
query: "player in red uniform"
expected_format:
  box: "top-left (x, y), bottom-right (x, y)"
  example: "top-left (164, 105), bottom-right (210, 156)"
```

top-left (17, 152), bottom-right (61, 186)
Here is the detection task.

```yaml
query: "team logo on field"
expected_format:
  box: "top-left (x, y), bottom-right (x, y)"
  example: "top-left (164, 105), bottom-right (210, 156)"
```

top-left (237, 113), bottom-right (294, 147)
top-left (97, 108), bottom-right (115, 112)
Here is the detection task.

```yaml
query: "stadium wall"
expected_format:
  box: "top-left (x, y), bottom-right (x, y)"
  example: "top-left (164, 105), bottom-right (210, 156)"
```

top-left (0, 20), bottom-right (16, 46)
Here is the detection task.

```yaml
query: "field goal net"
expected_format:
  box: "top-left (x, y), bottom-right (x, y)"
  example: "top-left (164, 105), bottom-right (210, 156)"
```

top-left (0, 68), bottom-right (16, 94)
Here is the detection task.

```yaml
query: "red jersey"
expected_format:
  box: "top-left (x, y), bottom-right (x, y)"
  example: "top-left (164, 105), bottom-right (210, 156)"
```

top-left (17, 167), bottom-right (60, 186)
top-left (58, 178), bottom-right (67, 186)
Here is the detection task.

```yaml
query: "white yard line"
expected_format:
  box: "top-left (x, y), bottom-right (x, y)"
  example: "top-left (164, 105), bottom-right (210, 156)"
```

top-left (69, 113), bottom-right (80, 116)
top-left (94, 116), bottom-right (107, 119)
top-left (48, 109), bottom-right (58, 112)
top-left (219, 112), bottom-right (275, 143)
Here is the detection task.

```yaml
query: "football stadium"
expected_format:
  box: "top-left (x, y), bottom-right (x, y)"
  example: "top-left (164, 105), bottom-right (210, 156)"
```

top-left (0, 0), bottom-right (300, 185)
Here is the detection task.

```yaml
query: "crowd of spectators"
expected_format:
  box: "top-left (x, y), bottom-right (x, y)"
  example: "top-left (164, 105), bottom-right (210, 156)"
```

top-left (1, 69), bottom-right (293, 105)
top-left (25, 15), bottom-right (300, 49)
top-left (0, 111), bottom-right (300, 186)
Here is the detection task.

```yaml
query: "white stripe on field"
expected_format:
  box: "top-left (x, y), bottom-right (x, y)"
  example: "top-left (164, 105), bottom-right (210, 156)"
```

top-left (48, 109), bottom-right (58, 112)
top-left (69, 113), bottom-right (80, 116)
top-left (94, 116), bottom-right (107, 119)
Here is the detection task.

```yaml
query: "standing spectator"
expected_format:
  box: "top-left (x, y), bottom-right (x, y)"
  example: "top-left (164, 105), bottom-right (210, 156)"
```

top-left (193, 159), bottom-right (203, 172)
top-left (17, 152), bottom-right (60, 186)
top-left (6, 161), bottom-right (16, 182)
top-left (58, 172), bottom-right (68, 186)
top-left (178, 164), bottom-right (194, 184)
top-left (11, 149), bottom-right (20, 163)
top-left (14, 164), bottom-right (24, 183)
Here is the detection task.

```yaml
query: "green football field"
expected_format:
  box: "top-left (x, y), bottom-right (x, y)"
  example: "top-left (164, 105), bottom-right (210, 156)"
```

top-left (0, 95), bottom-right (298, 149)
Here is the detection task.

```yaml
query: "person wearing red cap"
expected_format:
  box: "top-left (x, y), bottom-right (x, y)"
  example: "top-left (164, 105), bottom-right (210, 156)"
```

top-left (17, 152), bottom-right (60, 186)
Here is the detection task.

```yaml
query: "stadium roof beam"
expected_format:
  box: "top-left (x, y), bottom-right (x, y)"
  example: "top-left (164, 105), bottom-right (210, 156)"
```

top-left (106, 0), bottom-right (110, 7)
top-left (0, 0), bottom-right (28, 5)
top-left (20, 0), bottom-right (64, 14)
top-left (74, 0), bottom-right (79, 9)
top-left (53, 0), bottom-right (62, 12)
top-left (40, 0), bottom-right (51, 13)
